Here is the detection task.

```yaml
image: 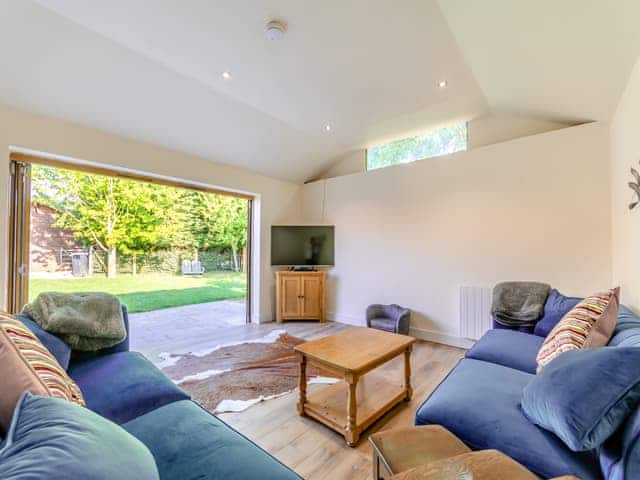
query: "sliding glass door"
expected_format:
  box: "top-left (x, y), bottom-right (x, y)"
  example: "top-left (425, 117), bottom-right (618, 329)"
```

top-left (7, 153), bottom-right (253, 325)
top-left (7, 160), bottom-right (31, 313)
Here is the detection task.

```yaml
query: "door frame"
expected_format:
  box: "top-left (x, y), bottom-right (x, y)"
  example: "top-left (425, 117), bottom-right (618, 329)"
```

top-left (7, 151), bottom-right (255, 322)
top-left (6, 161), bottom-right (31, 313)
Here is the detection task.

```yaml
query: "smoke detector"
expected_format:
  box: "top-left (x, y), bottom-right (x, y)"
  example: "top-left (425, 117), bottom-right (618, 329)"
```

top-left (265, 20), bottom-right (287, 41)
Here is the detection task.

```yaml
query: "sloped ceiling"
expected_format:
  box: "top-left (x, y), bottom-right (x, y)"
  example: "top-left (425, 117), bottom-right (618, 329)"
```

top-left (437, 0), bottom-right (640, 123)
top-left (1, 1), bottom-right (639, 183)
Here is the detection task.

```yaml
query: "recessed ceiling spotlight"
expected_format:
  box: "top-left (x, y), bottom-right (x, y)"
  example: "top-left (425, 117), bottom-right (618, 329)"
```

top-left (438, 80), bottom-right (448, 89)
top-left (265, 20), bottom-right (287, 41)
top-left (324, 124), bottom-right (332, 132)
top-left (222, 71), bottom-right (232, 80)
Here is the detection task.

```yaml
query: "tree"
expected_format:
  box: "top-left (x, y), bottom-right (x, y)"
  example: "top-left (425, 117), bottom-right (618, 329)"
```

top-left (211, 196), bottom-right (248, 272)
top-left (117, 181), bottom-right (182, 274)
top-left (32, 165), bottom-right (250, 276)
top-left (181, 192), bottom-right (248, 271)
top-left (31, 165), bottom-right (178, 277)
top-left (367, 123), bottom-right (468, 170)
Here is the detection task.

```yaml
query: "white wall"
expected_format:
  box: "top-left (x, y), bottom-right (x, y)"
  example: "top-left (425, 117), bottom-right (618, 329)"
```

top-left (467, 112), bottom-right (572, 149)
top-left (0, 103), bottom-right (299, 322)
top-left (315, 113), bottom-right (571, 181)
top-left (315, 150), bottom-right (366, 181)
top-left (293, 123), bottom-right (612, 342)
top-left (611, 58), bottom-right (640, 313)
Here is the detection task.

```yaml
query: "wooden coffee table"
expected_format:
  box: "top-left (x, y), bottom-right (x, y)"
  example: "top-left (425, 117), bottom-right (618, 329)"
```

top-left (294, 327), bottom-right (415, 446)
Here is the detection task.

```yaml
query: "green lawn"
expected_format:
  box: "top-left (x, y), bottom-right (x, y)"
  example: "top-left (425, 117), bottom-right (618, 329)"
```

top-left (29, 272), bottom-right (246, 313)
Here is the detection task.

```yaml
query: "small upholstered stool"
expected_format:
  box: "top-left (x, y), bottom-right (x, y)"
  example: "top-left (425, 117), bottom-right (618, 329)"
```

top-left (369, 426), bottom-right (470, 479)
top-left (369, 426), bottom-right (580, 480)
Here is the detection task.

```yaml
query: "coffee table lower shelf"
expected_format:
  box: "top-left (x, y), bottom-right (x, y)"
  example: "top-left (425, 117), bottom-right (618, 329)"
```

top-left (301, 372), bottom-right (406, 446)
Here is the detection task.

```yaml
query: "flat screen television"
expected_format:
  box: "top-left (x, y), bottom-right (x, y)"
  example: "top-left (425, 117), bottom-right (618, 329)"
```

top-left (271, 225), bottom-right (335, 267)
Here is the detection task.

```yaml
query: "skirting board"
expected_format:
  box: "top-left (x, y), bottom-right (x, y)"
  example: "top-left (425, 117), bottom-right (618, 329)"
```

top-left (327, 311), bottom-right (474, 350)
top-left (325, 311), bottom-right (362, 326)
top-left (408, 327), bottom-right (474, 350)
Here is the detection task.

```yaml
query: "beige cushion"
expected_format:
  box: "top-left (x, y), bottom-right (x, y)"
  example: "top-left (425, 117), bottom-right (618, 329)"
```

top-left (0, 312), bottom-right (84, 431)
top-left (536, 288), bottom-right (619, 372)
top-left (391, 450), bottom-right (539, 480)
top-left (370, 425), bottom-right (471, 474)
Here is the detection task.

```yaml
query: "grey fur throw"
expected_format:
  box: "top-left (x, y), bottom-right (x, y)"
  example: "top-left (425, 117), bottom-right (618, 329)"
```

top-left (23, 292), bottom-right (126, 351)
top-left (491, 281), bottom-right (551, 327)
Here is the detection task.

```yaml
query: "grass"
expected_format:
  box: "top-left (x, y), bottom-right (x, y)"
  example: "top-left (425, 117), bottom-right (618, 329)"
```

top-left (29, 272), bottom-right (246, 313)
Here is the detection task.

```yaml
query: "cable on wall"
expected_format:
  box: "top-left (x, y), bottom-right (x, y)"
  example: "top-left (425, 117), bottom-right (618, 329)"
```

top-left (321, 178), bottom-right (327, 223)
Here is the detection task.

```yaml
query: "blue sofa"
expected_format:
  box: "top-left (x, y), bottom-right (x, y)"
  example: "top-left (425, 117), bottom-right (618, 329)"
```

top-left (17, 308), bottom-right (301, 480)
top-left (415, 297), bottom-right (640, 479)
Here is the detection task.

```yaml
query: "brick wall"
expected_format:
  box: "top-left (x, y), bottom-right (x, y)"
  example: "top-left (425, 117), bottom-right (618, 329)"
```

top-left (29, 203), bottom-right (83, 273)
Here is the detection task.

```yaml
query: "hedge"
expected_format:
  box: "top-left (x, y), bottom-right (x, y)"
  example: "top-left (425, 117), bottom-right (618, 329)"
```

top-left (91, 248), bottom-right (243, 274)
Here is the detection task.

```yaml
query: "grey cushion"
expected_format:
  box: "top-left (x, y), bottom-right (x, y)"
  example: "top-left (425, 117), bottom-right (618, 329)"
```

top-left (369, 318), bottom-right (396, 332)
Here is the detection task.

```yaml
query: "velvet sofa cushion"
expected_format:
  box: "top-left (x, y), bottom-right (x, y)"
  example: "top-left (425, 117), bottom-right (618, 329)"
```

top-left (522, 347), bottom-right (640, 452)
top-left (0, 393), bottom-right (158, 479)
top-left (465, 329), bottom-right (543, 374)
top-left (123, 399), bottom-right (302, 480)
top-left (534, 289), bottom-right (582, 337)
top-left (15, 314), bottom-right (71, 369)
top-left (414, 358), bottom-right (601, 480)
top-left (599, 407), bottom-right (640, 480)
top-left (68, 351), bottom-right (189, 424)
top-left (608, 306), bottom-right (640, 347)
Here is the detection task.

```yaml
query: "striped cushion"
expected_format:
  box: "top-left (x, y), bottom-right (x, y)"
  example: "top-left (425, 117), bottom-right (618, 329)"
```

top-left (0, 312), bottom-right (84, 429)
top-left (536, 288), bottom-right (619, 373)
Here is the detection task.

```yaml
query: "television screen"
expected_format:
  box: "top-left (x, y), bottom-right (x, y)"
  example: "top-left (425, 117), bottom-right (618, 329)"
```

top-left (271, 225), bottom-right (335, 266)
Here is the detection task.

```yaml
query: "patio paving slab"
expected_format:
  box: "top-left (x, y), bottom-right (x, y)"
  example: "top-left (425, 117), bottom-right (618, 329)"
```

top-left (129, 300), bottom-right (246, 363)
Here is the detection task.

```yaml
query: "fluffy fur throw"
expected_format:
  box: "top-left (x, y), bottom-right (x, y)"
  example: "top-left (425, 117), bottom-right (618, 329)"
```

top-left (491, 282), bottom-right (551, 327)
top-left (23, 292), bottom-right (126, 351)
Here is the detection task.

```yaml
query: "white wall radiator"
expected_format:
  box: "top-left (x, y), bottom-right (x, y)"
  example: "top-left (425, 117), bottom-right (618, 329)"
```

top-left (459, 286), bottom-right (493, 340)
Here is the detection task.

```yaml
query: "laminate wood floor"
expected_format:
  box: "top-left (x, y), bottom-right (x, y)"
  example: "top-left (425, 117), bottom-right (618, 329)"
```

top-left (214, 322), bottom-right (465, 480)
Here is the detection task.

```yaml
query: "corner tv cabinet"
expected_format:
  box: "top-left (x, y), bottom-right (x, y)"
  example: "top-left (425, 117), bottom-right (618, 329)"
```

top-left (276, 271), bottom-right (325, 323)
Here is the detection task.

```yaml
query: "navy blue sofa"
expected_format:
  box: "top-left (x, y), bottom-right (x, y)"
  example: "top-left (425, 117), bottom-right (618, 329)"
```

top-left (18, 308), bottom-right (301, 480)
top-left (415, 297), bottom-right (640, 479)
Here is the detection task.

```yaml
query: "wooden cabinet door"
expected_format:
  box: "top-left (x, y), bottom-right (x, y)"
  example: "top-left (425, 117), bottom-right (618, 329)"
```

top-left (301, 276), bottom-right (322, 318)
top-left (281, 276), bottom-right (301, 317)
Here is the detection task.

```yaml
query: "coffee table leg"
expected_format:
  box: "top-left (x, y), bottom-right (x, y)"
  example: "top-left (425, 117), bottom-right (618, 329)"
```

top-left (404, 345), bottom-right (413, 401)
top-left (297, 353), bottom-right (307, 416)
top-left (372, 452), bottom-right (381, 480)
top-left (345, 373), bottom-right (358, 446)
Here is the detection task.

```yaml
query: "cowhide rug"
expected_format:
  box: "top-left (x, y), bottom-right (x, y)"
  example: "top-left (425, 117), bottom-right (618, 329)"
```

top-left (160, 330), bottom-right (337, 413)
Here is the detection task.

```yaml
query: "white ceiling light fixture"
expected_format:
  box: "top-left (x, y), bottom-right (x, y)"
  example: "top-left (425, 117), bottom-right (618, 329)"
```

top-left (438, 80), bottom-right (448, 89)
top-left (324, 124), bottom-right (332, 132)
top-left (265, 20), bottom-right (287, 41)
top-left (221, 71), bottom-right (232, 80)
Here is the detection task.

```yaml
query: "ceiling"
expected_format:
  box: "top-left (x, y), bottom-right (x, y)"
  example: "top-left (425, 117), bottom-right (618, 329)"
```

top-left (437, 0), bottom-right (640, 123)
top-left (0, 1), bottom-right (638, 183)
